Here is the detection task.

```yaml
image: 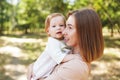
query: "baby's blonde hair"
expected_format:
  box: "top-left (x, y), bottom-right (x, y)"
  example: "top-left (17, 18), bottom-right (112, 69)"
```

top-left (45, 13), bottom-right (66, 33)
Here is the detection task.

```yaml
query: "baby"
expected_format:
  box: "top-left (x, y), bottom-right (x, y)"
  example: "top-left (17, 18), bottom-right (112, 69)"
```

top-left (30, 13), bottom-right (72, 80)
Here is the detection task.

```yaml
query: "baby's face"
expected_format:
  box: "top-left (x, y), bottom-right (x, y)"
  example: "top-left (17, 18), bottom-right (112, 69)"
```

top-left (47, 16), bottom-right (65, 40)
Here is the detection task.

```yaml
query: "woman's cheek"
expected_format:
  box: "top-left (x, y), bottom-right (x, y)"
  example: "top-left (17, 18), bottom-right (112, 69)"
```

top-left (67, 40), bottom-right (74, 47)
top-left (68, 37), bottom-right (78, 47)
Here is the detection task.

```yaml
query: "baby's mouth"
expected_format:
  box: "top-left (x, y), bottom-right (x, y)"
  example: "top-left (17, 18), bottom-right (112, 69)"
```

top-left (56, 32), bottom-right (62, 34)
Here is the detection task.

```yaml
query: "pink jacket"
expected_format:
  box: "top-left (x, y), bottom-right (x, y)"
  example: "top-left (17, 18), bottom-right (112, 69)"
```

top-left (41, 53), bottom-right (90, 80)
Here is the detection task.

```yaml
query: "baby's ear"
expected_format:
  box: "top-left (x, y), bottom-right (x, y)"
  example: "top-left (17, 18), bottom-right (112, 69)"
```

top-left (46, 29), bottom-right (50, 36)
top-left (47, 32), bottom-right (50, 36)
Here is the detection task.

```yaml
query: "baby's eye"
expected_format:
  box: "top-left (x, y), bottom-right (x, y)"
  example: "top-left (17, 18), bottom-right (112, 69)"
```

top-left (52, 26), bottom-right (56, 27)
top-left (60, 25), bottom-right (64, 27)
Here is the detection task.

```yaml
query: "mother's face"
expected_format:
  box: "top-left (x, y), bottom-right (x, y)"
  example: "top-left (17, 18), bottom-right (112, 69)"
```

top-left (63, 15), bottom-right (79, 48)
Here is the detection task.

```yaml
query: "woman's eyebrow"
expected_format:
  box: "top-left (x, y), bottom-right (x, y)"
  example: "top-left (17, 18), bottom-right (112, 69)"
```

top-left (67, 24), bottom-right (72, 26)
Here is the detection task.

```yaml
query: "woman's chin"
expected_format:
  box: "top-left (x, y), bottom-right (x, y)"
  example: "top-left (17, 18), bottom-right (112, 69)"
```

top-left (66, 43), bottom-right (71, 46)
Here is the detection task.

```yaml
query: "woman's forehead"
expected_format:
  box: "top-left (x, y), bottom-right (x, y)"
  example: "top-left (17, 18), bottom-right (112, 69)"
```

top-left (66, 16), bottom-right (75, 25)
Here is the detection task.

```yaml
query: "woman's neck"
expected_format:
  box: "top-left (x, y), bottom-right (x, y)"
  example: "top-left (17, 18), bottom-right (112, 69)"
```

top-left (72, 45), bottom-right (87, 63)
top-left (72, 45), bottom-right (80, 54)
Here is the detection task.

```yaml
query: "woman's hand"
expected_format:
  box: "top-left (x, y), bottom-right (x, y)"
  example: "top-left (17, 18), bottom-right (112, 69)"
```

top-left (27, 63), bottom-right (34, 80)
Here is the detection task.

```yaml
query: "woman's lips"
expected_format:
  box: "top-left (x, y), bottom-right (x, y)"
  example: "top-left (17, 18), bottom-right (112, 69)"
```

top-left (64, 38), bottom-right (69, 43)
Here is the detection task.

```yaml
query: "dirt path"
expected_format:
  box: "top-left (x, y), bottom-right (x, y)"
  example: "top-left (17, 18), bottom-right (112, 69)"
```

top-left (0, 36), bottom-right (45, 80)
top-left (0, 46), bottom-right (28, 80)
top-left (0, 35), bottom-right (120, 80)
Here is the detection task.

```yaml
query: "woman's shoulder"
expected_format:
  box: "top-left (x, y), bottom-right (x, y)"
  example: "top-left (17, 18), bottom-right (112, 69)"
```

top-left (42, 54), bottom-right (90, 80)
top-left (61, 54), bottom-right (89, 73)
top-left (55, 54), bottom-right (89, 80)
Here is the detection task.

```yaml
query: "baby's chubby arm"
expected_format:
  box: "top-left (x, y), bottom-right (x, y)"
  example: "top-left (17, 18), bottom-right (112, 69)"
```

top-left (45, 37), bottom-right (71, 64)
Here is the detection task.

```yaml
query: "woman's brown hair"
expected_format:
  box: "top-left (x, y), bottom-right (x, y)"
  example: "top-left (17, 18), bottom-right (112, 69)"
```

top-left (45, 13), bottom-right (66, 33)
top-left (68, 8), bottom-right (104, 63)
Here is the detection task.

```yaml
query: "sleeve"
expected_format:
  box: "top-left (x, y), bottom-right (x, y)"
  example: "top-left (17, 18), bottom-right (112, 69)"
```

top-left (45, 37), bottom-right (70, 64)
top-left (33, 51), bottom-right (52, 79)
top-left (42, 59), bottom-right (89, 80)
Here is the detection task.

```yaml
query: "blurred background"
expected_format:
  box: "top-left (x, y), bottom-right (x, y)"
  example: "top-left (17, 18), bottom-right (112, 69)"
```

top-left (0, 0), bottom-right (120, 80)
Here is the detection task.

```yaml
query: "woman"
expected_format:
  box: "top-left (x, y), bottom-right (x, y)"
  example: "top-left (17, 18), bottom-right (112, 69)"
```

top-left (27, 8), bottom-right (104, 80)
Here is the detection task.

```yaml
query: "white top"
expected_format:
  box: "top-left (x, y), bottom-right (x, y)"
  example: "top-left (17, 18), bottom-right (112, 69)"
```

top-left (31, 37), bottom-right (70, 80)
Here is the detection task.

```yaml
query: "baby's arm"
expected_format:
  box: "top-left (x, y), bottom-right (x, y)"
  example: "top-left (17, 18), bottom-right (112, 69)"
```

top-left (46, 37), bottom-right (73, 64)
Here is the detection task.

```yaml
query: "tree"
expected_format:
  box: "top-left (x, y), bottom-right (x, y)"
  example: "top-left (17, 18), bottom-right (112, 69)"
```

top-left (14, 0), bottom-right (69, 34)
top-left (72, 0), bottom-right (120, 36)
top-left (0, 0), bottom-right (12, 34)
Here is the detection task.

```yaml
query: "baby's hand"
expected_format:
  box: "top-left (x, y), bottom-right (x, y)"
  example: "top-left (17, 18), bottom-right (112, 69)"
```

top-left (27, 63), bottom-right (34, 80)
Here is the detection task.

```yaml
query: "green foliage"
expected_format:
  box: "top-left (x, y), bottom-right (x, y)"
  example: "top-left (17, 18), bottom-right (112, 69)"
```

top-left (71, 0), bottom-right (120, 36)
top-left (0, 0), bottom-right (13, 34)
top-left (1, 0), bottom-right (120, 36)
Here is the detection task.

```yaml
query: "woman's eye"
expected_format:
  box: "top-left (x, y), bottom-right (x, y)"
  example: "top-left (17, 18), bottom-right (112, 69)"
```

top-left (68, 26), bottom-right (72, 29)
top-left (65, 26), bottom-right (72, 31)
top-left (66, 24), bottom-right (72, 30)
